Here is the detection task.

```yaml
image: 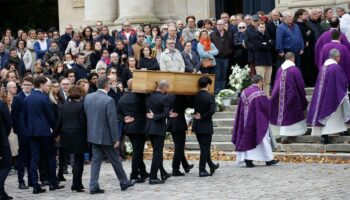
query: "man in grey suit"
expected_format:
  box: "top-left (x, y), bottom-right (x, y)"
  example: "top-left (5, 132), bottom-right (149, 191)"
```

top-left (84, 77), bottom-right (135, 194)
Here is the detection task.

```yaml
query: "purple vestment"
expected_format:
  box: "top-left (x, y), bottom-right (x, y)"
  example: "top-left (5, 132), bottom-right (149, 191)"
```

top-left (315, 29), bottom-right (350, 69)
top-left (270, 63), bottom-right (308, 126)
top-left (307, 60), bottom-right (349, 126)
top-left (317, 41), bottom-right (350, 83)
top-left (232, 84), bottom-right (269, 152)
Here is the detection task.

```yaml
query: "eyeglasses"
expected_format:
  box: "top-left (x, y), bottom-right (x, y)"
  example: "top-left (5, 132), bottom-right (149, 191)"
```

top-left (167, 42), bottom-right (175, 45)
top-left (138, 35), bottom-right (145, 38)
top-left (239, 27), bottom-right (246, 29)
top-left (163, 28), bottom-right (168, 30)
top-left (217, 23), bottom-right (225, 25)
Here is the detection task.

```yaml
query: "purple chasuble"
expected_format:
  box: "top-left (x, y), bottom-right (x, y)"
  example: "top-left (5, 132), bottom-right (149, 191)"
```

top-left (232, 84), bottom-right (270, 152)
top-left (315, 29), bottom-right (350, 69)
top-left (270, 62), bottom-right (308, 126)
top-left (307, 60), bottom-right (349, 126)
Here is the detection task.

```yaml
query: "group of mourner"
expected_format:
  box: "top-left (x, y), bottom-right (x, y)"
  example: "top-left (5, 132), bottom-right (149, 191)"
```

top-left (1, 4), bottom-right (350, 199)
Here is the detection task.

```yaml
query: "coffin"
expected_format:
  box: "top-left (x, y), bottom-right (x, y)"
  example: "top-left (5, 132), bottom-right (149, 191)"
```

top-left (132, 70), bottom-right (215, 95)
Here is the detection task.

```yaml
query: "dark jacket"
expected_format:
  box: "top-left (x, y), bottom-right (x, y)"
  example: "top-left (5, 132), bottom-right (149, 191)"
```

top-left (59, 33), bottom-right (72, 55)
top-left (0, 52), bottom-right (9, 69)
top-left (244, 25), bottom-right (257, 64)
top-left (306, 18), bottom-right (325, 41)
top-left (233, 32), bottom-right (248, 67)
top-left (89, 51), bottom-right (101, 70)
top-left (139, 57), bottom-right (160, 70)
top-left (55, 100), bottom-right (87, 154)
top-left (72, 63), bottom-right (88, 81)
top-left (266, 20), bottom-right (281, 42)
top-left (117, 92), bottom-right (147, 134)
top-left (167, 95), bottom-right (188, 132)
top-left (192, 90), bottom-right (215, 134)
top-left (252, 31), bottom-right (273, 66)
top-left (210, 30), bottom-right (233, 58)
top-left (0, 100), bottom-right (11, 149)
top-left (97, 34), bottom-right (115, 52)
top-left (11, 91), bottom-right (29, 135)
top-left (23, 90), bottom-right (55, 137)
top-left (121, 68), bottom-right (133, 88)
top-left (108, 87), bottom-right (123, 112)
top-left (181, 51), bottom-right (201, 72)
top-left (5, 56), bottom-right (26, 78)
top-left (145, 91), bottom-right (170, 136)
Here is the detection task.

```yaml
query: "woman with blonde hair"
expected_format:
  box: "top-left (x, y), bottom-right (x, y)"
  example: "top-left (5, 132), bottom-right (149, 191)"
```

top-left (26, 29), bottom-right (37, 70)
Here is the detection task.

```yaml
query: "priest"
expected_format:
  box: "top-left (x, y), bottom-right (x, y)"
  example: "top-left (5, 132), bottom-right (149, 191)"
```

top-left (308, 49), bottom-right (350, 144)
top-left (270, 52), bottom-right (308, 143)
top-left (232, 75), bottom-right (279, 168)
top-left (317, 30), bottom-right (350, 83)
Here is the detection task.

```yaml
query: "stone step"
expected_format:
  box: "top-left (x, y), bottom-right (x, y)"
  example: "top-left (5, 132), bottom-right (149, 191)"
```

top-left (213, 112), bottom-right (235, 119)
top-left (213, 119), bottom-right (234, 127)
top-left (213, 127), bottom-right (233, 135)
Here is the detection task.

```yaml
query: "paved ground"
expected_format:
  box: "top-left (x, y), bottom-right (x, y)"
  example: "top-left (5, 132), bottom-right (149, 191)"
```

top-left (5, 160), bottom-right (350, 200)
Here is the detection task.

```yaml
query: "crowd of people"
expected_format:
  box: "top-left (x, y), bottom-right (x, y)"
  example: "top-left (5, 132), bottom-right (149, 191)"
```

top-left (1, 3), bottom-right (350, 199)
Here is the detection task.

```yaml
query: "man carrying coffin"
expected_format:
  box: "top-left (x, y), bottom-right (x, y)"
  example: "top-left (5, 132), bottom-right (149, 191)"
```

top-left (317, 30), bottom-right (350, 83)
top-left (270, 53), bottom-right (308, 143)
top-left (308, 49), bottom-right (350, 144)
top-left (232, 75), bottom-right (279, 168)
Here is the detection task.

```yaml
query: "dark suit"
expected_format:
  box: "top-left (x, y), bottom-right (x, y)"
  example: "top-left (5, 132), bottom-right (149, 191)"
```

top-left (23, 90), bottom-right (57, 188)
top-left (145, 91), bottom-right (170, 179)
top-left (56, 100), bottom-right (87, 189)
top-left (117, 92), bottom-right (148, 180)
top-left (84, 89), bottom-right (129, 191)
top-left (244, 25), bottom-right (257, 75)
top-left (181, 51), bottom-right (201, 73)
top-left (267, 20), bottom-right (281, 86)
top-left (11, 91), bottom-right (32, 185)
top-left (0, 100), bottom-right (12, 196)
top-left (192, 90), bottom-right (216, 172)
top-left (167, 95), bottom-right (190, 172)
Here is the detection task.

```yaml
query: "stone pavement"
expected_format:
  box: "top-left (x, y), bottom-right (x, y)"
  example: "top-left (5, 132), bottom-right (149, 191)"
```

top-left (5, 160), bottom-right (350, 200)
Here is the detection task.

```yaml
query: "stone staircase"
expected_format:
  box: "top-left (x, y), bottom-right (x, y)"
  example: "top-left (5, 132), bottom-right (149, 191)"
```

top-left (164, 88), bottom-right (350, 155)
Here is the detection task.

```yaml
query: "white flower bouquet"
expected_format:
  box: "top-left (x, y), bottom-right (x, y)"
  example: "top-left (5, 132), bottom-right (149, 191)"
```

top-left (216, 89), bottom-right (236, 109)
top-left (229, 64), bottom-right (251, 94)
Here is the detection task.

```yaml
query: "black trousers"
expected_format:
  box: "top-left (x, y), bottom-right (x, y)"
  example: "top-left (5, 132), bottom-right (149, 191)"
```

top-left (17, 135), bottom-right (31, 184)
top-left (149, 135), bottom-right (165, 179)
top-left (171, 131), bottom-right (189, 171)
top-left (57, 147), bottom-right (66, 177)
top-left (0, 147), bottom-right (11, 195)
top-left (72, 154), bottom-right (84, 188)
top-left (195, 133), bottom-right (213, 172)
top-left (128, 134), bottom-right (147, 179)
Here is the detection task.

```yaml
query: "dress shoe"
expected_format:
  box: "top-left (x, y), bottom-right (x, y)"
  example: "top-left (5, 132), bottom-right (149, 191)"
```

top-left (245, 160), bottom-right (255, 168)
top-left (19, 182), bottom-right (29, 189)
top-left (41, 180), bottom-right (50, 186)
top-left (0, 192), bottom-right (13, 200)
top-left (90, 188), bottom-right (105, 194)
top-left (149, 178), bottom-right (165, 185)
top-left (184, 164), bottom-right (194, 173)
top-left (71, 186), bottom-right (85, 192)
top-left (199, 171), bottom-right (212, 177)
top-left (120, 180), bottom-right (136, 191)
top-left (33, 187), bottom-right (47, 194)
top-left (49, 184), bottom-right (65, 191)
top-left (132, 177), bottom-right (146, 183)
top-left (210, 163), bottom-right (220, 174)
top-left (266, 160), bottom-right (280, 166)
top-left (172, 170), bottom-right (185, 176)
top-left (140, 172), bottom-right (150, 179)
top-left (161, 173), bottom-right (171, 181)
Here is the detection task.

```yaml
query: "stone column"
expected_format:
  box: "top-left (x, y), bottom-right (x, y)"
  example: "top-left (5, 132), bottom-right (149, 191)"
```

top-left (85, 0), bottom-right (118, 25)
top-left (114, 0), bottom-right (160, 24)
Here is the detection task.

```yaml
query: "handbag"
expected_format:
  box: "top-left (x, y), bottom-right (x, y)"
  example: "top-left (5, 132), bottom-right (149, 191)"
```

top-left (201, 58), bottom-right (214, 68)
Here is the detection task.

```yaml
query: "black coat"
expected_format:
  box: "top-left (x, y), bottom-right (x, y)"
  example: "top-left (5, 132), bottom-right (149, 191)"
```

top-left (145, 91), bottom-right (170, 136)
top-left (266, 20), bottom-right (281, 42)
top-left (244, 25), bottom-right (257, 64)
top-left (181, 51), bottom-right (201, 72)
top-left (192, 90), bottom-right (215, 134)
top-left (252, 31), bottom-right (273, 66)
top-left (0, 100), bottom-right (11, 152)
top-left (55, 100), bottom-right (87, 154)
top-left (121, 68), bottom-right (133, 88)
top-left (89, 51), bottom-right (101, 70)
top-left (117, 92), bottom-right (147, 134)
top-left (210, 30), bottom-right (234, 58)
top-left (139, 57), bottom-right (159, 70)
top-left (167, 95), bottom-right (188, 132)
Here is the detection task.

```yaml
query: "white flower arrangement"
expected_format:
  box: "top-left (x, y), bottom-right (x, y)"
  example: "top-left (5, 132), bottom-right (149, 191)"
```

top-left (125, 141), bottom-right (133, 155)
top-left (215, 89), bottom-right (236, 109)
top-left (229, 64), bottom-right (251, 93)
top-left (185, 108), bottom-right (195, 125)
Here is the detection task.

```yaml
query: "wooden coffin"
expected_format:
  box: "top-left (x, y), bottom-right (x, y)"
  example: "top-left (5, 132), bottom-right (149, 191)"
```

top-left (132, 70), bottom-right (215, 95)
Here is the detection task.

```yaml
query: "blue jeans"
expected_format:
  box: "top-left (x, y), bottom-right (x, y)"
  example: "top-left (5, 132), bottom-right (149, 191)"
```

top-left (215, 58), bottom-right (229, 94)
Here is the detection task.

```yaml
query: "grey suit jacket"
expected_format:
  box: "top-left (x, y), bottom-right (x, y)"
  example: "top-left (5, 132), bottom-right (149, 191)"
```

top-left (84, 90), bottom-right (118, 145)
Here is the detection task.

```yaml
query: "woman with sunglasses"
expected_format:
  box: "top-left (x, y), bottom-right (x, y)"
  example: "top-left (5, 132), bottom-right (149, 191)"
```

top-left (234, 22), bottom-right (248, 68)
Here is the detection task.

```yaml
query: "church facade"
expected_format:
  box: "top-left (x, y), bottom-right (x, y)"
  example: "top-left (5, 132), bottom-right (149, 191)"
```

top-left (58, 0), bottom-right (350, 33)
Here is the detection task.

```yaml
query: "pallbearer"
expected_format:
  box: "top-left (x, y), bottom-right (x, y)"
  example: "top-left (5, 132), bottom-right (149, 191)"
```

top-left (270, 53), bottom-right (308, 143)
top-left (308, 49), bottom-right (350, 144)
top-left (232, 75), bottom-right (279, 168)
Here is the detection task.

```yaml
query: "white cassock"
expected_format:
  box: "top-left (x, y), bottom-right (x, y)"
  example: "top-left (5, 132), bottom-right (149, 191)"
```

top-left (236, 130), bottom-right (274, 165)
top-left (311, 96), bottom-right (350, 136)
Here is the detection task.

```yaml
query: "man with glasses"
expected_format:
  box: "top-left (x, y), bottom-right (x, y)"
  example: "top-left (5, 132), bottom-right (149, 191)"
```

top-left (117, 21), bottom-right (137, 54)
top-left (129, 31), bottom-right (146, 62)
top-left (160, 38), bottom-right (185, 72)
top-left (11, 76), bottom-right (34, 190)
top-left (59, 78), bottom-right (72, 102)
top-left (166, 26), bottom-right (183, 51)
top-left (59, 24), bottom-right (73, 55)
top-left (181, 16), bottom-right (199, 44)
top-left (72, 53), bottom-right (88, 81)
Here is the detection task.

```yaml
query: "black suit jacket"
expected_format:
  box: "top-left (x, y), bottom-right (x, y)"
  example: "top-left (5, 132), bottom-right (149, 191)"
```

top-left (117, 92), bottom-right (147, 134)
top-left (11, 91), bottom-right (26, 135)
top-left (145, 91), bottom-right (170, 136)
top-left (181, 51), bottom-right (200, 73)
top-left (167, 95), bottom-right (188, 132)
top-left (0, 100), bottom-right (11, 149)
top-left (192, 90), bottom-right (215, 134)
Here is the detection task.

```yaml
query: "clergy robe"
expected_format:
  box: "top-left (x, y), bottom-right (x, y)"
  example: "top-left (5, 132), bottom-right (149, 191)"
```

top-left (317, 41), bottom-right (350, 83)
top-left (315, 29), bottom-right (350, 70)
top-left (307, 59), bottom-right (350, 136)
top-left (270, 60), bottom-right (308, 136)
top-left (232, 84), bottom-right (274, 164)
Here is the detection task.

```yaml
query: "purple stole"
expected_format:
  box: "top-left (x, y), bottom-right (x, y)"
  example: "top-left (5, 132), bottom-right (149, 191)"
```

top-left (241, 87), bottom-right (266, 127)
top-left (312, 64), bottom-right (327, 126)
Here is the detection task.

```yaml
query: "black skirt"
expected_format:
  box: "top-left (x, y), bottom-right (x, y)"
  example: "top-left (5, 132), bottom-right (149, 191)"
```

top-left (62, 129), bottom-right (88, 154)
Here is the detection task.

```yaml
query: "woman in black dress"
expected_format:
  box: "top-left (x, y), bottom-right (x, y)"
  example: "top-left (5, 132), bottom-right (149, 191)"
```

top-left (139, 46), bottom-right (160, 70)
top-left (55, 86), bottom-right (87, 192)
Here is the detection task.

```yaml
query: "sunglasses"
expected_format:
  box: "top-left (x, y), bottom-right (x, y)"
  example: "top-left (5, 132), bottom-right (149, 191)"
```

top-left (239, 27), bottom-right (246, 29)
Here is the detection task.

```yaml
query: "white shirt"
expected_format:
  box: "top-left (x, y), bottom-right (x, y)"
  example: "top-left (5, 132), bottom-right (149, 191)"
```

top-left (38, 40), bottom-right (48, 50)
top-left (340, 13), bottom-right (350, 34)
